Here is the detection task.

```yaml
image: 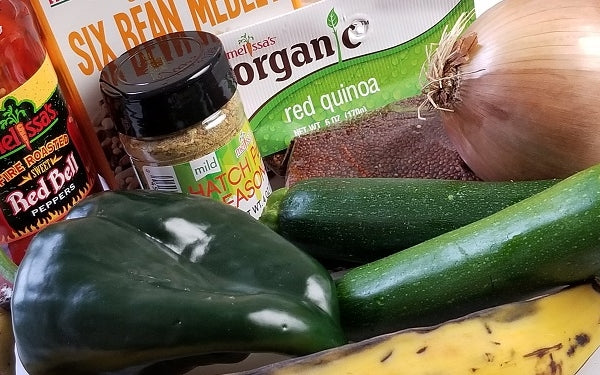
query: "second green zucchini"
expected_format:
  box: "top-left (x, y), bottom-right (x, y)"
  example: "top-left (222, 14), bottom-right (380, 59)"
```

top-left (336, 163), bottom-right (600, 341)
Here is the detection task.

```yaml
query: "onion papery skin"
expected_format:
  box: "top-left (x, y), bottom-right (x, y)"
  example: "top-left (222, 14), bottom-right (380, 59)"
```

top-left (437, 0), bottom-right (600, 181)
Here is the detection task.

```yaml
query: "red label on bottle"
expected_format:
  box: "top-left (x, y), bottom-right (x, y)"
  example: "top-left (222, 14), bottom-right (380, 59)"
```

top-left (0, 55), bottom-right (95, 246)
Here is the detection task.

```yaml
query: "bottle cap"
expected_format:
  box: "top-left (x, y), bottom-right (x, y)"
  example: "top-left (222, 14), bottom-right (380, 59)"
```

top-left (100, 31), bottom-right (236, 138)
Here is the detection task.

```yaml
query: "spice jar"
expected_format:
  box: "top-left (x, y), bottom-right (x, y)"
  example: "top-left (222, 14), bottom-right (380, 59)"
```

top-left (0, 0), bottom-right (101, 264)
top-left (100, 31), bottom-right (272, 218)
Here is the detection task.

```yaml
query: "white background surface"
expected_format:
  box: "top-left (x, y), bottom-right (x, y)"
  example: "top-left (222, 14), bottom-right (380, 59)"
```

top-left (580, 347), bottom-right (600, 375)
top-left (475, 0), bottom-right (500, 15)
top-left (14, 345), bottom-right (600, 374)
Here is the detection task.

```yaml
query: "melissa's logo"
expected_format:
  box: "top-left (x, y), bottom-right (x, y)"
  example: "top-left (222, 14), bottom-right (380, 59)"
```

top-left (227, 33), bottom-right (277, 60)
top-left (229, 8), bottom-right (364, 86)
top-left (235, 131), bottom-right (252, 158)
top-left (237, 33), bottom-right (255, 57)
top-left (48, 0), bottom-right (70, 7)
top-left (0, 98), bottom-right (58, 156)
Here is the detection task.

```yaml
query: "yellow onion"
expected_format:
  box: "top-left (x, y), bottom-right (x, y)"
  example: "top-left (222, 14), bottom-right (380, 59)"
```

top-left (423, 0), bottom-right (600, 181)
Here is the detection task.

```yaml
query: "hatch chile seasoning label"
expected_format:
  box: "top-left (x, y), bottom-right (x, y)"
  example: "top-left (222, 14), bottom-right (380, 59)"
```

top-left (0, 55), bottom-right (95, 244)
top-left (141, 121), bottom-right (272, 219)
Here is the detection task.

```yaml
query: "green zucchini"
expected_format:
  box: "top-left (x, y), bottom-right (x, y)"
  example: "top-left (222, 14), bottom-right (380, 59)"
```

top-left (336, 164), bottom-right (600, 342)
top-left (260, 177), bottom-right (557, 264)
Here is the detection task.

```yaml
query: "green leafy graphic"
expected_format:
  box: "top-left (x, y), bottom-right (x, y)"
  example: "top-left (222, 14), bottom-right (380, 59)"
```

top-left (0, 97), bottom-right (36, 151)
top-left (327, 8), bottom-right (342, 63)
top-left (238, 32), bottom-right (255, 56)
top-left (326, 8), bottom-right (339, 28)
top-left (0, 98), bottom-right (27, 129)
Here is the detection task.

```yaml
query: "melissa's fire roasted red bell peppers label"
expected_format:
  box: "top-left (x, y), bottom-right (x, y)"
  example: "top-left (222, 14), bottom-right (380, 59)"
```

top-left (140, 121), bottom-right (271, 218)
top-left (0, 55), bottom-right (95, 243)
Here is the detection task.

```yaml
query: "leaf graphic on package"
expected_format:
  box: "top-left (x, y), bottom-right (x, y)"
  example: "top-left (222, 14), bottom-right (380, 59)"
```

top-left (327, 9), bottom-right (342, 63)
top-left (327, 8), bottom-right (338, 29)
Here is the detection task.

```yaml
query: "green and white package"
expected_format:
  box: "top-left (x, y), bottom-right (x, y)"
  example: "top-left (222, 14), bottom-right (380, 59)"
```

top-left (219, 0), bottom-right (476, 157)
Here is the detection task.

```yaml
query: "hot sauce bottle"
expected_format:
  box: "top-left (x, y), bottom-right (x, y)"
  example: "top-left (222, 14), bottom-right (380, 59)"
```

top-left (0, 0), bottom-right (101, 264)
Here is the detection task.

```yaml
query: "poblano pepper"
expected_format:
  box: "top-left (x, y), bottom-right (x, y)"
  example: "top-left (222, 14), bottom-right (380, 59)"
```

top-left (12, 190), bottom-right (346, 375)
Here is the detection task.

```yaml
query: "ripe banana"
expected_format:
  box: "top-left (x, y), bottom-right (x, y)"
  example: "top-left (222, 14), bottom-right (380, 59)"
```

top-left (237, 282), bottom-right (600, 375)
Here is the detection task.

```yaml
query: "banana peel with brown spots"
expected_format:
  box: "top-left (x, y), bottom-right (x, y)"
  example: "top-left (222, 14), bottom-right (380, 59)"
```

top-left (233, 282), bottom-right (600, 375)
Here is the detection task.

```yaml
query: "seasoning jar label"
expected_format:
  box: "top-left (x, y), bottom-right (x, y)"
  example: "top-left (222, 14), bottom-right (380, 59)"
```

top-left (0, 55), bottom-right (96, 244)
top-left (140, 122), bottom-right (272, 218)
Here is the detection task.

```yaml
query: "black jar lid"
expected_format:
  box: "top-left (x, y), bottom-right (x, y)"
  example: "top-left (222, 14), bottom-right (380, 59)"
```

top-left (99, 31), bottom-right (236, 138)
